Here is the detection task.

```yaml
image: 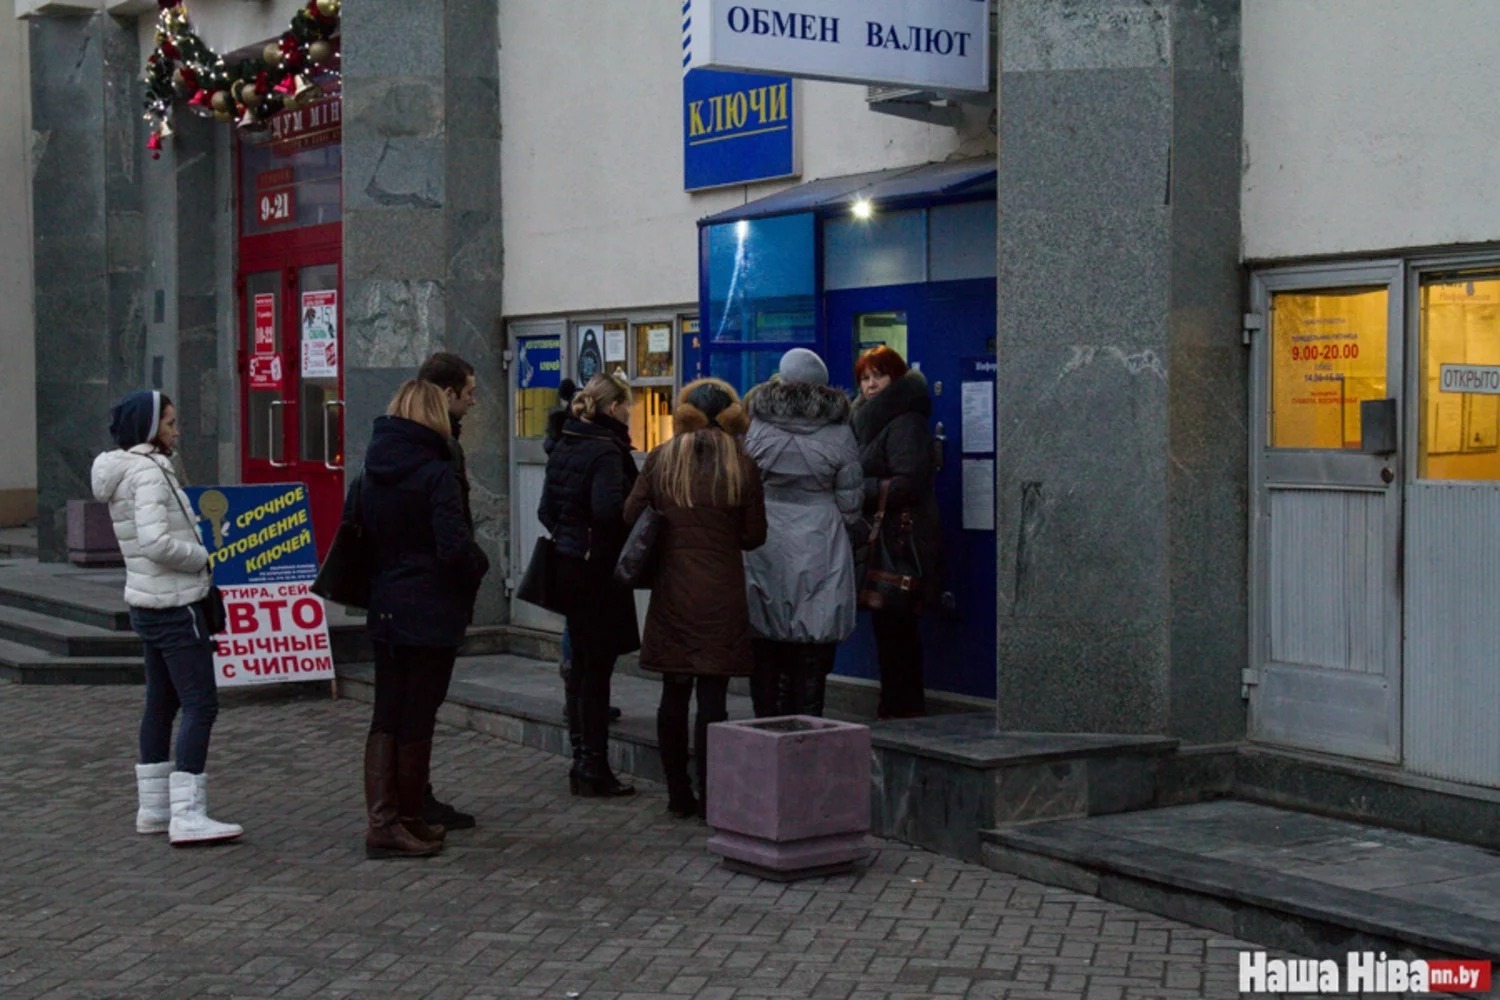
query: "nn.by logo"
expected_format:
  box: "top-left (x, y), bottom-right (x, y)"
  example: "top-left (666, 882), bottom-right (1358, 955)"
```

top-left (1240, 951), bottom-right (1492, 993)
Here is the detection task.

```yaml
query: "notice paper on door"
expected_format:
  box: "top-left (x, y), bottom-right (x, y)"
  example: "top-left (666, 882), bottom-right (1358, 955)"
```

top-left (300, 290), bottom-right (338, 378)
top-left (962, 459), bottom-right (995, 531)
top-left (961, 380), bottom-right (994, 453)
top-left (604, 327), bottom-right (627, 363)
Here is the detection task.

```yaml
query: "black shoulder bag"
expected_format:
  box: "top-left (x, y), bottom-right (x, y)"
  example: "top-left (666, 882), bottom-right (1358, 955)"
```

top-left (311, 474), bottom-right (374, 609)
top-left (614, 505), bottom-right (663, 589)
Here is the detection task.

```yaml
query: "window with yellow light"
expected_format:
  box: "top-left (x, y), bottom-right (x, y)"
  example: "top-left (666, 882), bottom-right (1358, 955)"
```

top-left (1420, 276), bottom-right (1500, 481)
top-left (1269, 288), bottom-right (1388, 450)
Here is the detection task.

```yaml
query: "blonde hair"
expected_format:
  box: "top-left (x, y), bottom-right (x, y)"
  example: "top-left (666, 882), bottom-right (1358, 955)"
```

top-left (388, 379), bottom-right (453, 437)
top-left (571, 372), bottom-right (632, 421)
top-left (660, 378), bottom-right (748, 509)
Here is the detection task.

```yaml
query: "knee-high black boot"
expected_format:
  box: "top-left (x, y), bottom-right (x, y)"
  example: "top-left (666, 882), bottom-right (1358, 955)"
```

top-left (790, 644), bottom-right (832, 718)
top-left (576, 653), bottom-right (634, 798)
top-left (657, 691), bottom-right (698, 818)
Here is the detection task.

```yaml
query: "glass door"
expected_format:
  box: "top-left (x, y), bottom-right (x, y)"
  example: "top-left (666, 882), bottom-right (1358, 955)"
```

top-left (294, 261), bottom-right (344, 555)
top-left (1249, 263), bottom-right (1404, 763)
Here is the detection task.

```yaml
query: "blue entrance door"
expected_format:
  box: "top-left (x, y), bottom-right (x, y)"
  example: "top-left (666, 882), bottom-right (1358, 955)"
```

top-left (825, 279), bottom-right (997, 700)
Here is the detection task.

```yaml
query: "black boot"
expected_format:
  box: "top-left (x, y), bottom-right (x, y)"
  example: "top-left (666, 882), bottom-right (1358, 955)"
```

top-left (423, 784), bottom-right (476, 831)
top-left (790, 645), bottom-right (831, 718)
top-left (657, 702), bottom-right (698, 818)
top-left (694, 740), bottom-right (709, 823)
top-left (577, 668), bottom-right (633, 798)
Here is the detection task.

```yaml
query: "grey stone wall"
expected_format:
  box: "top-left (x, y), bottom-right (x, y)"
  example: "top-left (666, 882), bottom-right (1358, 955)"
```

top-left (341, 0), bottom-right (506, 623)
top-left (141, 112), bottom-right (219, 488)
top-left (995, 0), bottom-right (1245, 742)
top-left (29, 12), bottom-right (144, 560)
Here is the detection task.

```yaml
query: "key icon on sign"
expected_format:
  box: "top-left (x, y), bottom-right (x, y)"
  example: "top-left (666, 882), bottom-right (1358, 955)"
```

top-left (198, 490), bottom-right (230, 548)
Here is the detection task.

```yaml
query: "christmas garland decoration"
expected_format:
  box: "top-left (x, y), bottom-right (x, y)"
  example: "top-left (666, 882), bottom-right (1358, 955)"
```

top-left (142, 0), bottom-right (343, 156)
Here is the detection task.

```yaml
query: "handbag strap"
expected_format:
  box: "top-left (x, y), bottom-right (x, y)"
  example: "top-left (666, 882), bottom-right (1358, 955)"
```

top-left (867, 480), bottom-right (891, 546)
top-left (154, 460), bottom-right (212, 582)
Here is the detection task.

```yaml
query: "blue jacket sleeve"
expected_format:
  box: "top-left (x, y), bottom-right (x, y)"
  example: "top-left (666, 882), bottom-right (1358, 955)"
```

top-left (429, 465), bottom-right (471, 567)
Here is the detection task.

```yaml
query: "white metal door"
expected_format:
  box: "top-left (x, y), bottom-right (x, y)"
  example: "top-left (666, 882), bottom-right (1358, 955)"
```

top-left (1248, 263), bottom-right (1404, 763)
top-left (508, 319), bottom-right (567, 632)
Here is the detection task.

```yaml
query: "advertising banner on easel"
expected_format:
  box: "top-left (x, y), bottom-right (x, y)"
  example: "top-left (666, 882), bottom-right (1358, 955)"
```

top-left (184, 483), bottom-right (335, 689)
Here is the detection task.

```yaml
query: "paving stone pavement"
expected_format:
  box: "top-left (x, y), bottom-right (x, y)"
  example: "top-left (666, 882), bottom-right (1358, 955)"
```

top-left (0, 683), bottom-right (1347, 1000)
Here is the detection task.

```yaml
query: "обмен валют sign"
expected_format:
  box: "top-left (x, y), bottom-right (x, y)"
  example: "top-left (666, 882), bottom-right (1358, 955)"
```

top-left (682, 0), bottom-right (990, 94)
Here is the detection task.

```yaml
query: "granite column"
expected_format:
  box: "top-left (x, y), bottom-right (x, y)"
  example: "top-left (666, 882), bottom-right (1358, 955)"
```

top-left (29, 11), bottom-right (144, 560)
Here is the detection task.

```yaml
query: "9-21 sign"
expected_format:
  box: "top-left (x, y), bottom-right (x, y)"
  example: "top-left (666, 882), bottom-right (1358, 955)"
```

top-left (255, 167), bottom-right (296, 227)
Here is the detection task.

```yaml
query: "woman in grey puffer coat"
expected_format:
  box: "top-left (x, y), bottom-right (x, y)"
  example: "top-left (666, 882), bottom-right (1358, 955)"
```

top-left (743, 349), bottom-right (863, 717)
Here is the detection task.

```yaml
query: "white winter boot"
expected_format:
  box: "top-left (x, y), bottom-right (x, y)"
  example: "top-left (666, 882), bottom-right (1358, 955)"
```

top-left (168, 771), bottom-right (244, 846)
top-left (135, 762), bottom-right (173, 834)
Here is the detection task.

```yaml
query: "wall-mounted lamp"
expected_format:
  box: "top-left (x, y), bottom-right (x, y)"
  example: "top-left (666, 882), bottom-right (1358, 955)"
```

top-left (852, 198), bottom-right (873, 220)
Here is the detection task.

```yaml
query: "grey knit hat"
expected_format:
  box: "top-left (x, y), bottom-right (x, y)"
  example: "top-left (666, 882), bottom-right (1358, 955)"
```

top-left (778, 348), bottom-right (829, 387)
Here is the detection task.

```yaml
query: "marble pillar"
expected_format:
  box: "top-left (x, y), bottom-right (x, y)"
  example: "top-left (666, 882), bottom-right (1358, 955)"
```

top-left (340, 0), bottom-right (506, 624)
top-left (995, 0), bottom-right (1245, 742)
top-left (29, 12), bottom-right (144, 561)
top-left (142, 111), bottom-right (219, 488)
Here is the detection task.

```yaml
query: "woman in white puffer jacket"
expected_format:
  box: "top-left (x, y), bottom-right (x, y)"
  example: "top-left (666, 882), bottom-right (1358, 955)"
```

top-left (91, 391), bottom-right (242, 846)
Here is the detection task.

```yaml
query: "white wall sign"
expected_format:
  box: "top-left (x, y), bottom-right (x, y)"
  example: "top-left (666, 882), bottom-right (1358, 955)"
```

top-left (684, 0), bottom-right (990, 94)
top-left (1440, 365), bottom-right (1500, 395)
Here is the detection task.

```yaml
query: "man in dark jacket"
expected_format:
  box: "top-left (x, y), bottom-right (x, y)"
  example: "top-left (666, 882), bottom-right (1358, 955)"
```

top-left (414, 352), bottom-right (489, 830)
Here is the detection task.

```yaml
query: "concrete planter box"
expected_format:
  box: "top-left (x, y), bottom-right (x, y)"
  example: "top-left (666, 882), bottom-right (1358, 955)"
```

top-left (66, 500), bottom-right (123, 567)
top-left (706, 716), bottom-right (872, 881)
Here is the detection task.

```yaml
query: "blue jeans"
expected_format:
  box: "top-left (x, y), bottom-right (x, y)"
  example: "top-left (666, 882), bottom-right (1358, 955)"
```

top-left (130, 604), bottom-right (219, 775)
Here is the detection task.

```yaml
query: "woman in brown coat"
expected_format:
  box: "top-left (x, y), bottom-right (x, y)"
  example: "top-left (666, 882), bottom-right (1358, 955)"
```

top-left (624, 379), bottom-right (767, 819)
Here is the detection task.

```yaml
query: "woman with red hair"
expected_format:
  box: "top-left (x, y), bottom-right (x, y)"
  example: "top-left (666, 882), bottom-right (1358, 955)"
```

top-left (851, 346), bottom-right (942, 718)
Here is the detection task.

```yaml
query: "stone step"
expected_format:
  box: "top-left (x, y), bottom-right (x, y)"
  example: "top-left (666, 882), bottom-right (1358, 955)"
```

top-left (979, 800), bottom-right (1500, 964)
top-left (334, 656), bottom-right (1178, 868)
top-left (0, 603), bottom-right (141, 658)
top-left (0, 569), bottom-right (132, 632)
top-left (869, 715), bottom-right (1178, 863)
top-left (0, 636), bottom-right (143, 685)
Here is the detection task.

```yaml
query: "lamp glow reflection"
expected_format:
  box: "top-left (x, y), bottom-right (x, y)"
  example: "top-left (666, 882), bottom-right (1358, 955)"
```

top-left (852, 198), bottom-right (873, 220)
top-left (736, 219), bottom-right (750, 239)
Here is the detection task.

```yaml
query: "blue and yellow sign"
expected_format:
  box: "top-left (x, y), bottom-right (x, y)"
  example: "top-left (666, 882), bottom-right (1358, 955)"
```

top-left (185, 484), bottom-right (320, 587)
top-left (684, 69), bottom-right (797, 191)
top-left (518, 336), bottom-right (562, 390)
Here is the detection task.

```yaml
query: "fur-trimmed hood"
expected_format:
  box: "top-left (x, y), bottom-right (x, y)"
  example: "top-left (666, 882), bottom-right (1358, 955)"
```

top-left (673, 378), bottom-right (750, 437)
top-left (851, 369), bottom-right (931, 445)
top-left (746, 379), bottom-right (850, 431)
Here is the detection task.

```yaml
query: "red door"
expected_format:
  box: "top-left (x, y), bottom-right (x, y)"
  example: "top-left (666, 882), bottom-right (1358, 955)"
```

top-left (239, 240), bottom-right (344, 558)
top-left (237, 97), bottom-right (345, 559)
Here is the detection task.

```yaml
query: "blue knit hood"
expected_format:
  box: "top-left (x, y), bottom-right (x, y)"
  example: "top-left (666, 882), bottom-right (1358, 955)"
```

top-left (108, 391), bottom-right (162, 450)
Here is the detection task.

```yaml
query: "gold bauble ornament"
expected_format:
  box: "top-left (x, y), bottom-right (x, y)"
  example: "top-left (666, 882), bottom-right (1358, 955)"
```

top-left (214, 110), bottom-right (233, 124)
top-left (307, 40), bottom-right (333, 65)
top-left (316, 0), bottom-right (340, 17)
top-left (210, 90), bottom-right (233, 114)
top-left (240, 85), bottom-right (259, 106)
top-left (264, 43), bottom-right (283, 66)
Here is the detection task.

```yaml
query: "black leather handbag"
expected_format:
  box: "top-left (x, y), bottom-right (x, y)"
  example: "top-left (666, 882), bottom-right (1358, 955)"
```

top-left (857, 480), bottom-right (924, 614)
top-left (516, 535), bottom-right (566, 613)
top-left (614, 505), bottom-right (663, 589)
top-left (311, 475), bottom-right (373, 609)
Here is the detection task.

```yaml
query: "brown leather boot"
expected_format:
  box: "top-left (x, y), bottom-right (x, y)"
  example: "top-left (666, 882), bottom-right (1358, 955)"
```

top-left (365, 732), bottom-right (441, 859)
top-left (396, 740), bottom-right (445, 844)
